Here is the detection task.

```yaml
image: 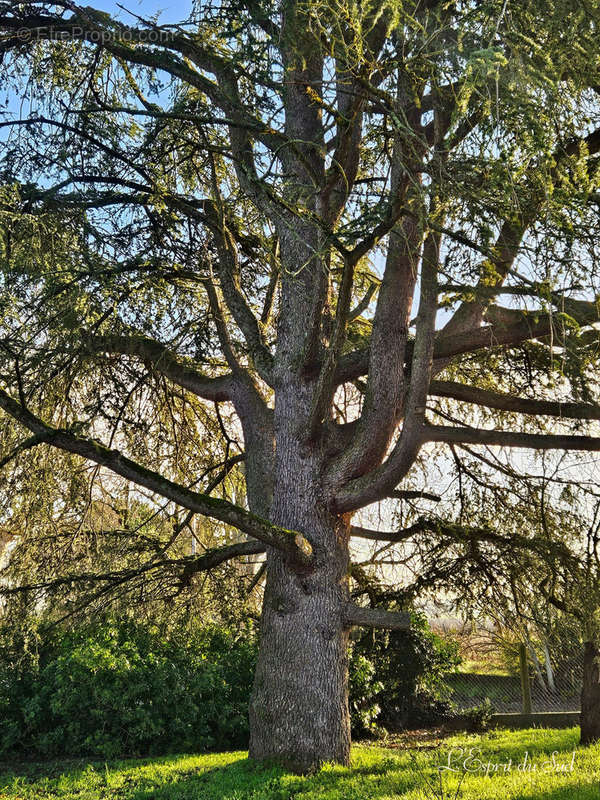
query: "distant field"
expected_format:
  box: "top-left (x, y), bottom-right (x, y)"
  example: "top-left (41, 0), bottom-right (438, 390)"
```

top-left (458, 658), bottom-right (512, 676)
top-left (1, 728), bottom-right (599, 799)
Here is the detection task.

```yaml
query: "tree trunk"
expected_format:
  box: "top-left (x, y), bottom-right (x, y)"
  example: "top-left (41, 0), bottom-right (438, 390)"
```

top-left (580, 639), bottom-right (600, 745)
top-left (543, 641), bottom-right (556, 694)
top-left (248, 384), bottom-right (351, 772)
top-left (248, 543), bottom-right (351, 772)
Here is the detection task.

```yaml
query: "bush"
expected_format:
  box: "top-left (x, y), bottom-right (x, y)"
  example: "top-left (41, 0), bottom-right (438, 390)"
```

top-left (348, 648), bottom-right (384, 735)
top-left (0, 610), bottom-right (458, 758)
top-left (353, 611), bottom-right (461, 730)
top-left (0, 617), bottom-right (257, 758)
top-left (464, 698), bottom-right (494, 732)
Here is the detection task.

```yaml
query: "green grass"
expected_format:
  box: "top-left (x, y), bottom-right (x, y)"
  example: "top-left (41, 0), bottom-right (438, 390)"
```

top-left (1, 728), bottom-right (598, 799)
top-left (457, 658), bottom-right (512, 676)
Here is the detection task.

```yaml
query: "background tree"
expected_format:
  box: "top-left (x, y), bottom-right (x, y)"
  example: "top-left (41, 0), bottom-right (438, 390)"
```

top-left (1, 0), bottom-right (600, 771)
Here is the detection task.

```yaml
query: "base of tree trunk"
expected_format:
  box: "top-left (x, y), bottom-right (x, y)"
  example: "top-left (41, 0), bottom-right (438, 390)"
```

top-left (248, 550), bottom-right (351, 773)
top-left (580, 640), bottom-right (600, 745)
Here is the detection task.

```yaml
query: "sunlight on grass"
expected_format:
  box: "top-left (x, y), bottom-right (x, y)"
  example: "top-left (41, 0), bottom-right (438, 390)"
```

top-left (1, 728), bottom-right (599, 799)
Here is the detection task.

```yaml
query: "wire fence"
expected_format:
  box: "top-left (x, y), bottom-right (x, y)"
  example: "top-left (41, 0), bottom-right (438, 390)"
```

top-left (446, 669), bottom-right (582, 713)
top-left (432, 622), bottom-right (583, 715)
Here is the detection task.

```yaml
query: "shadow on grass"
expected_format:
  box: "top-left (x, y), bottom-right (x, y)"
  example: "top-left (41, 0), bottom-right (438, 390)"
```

top-left (0, 755), bottom-right (286, 800)
top-left (0, 730), bottom-right (596, 800)
top-left (125, 749), bottom-right (597, 800)
top-left (0, 752), bottom-right (211, 789)
top-left (125, 757), bottom-right (421, 800)
top-left (0, 753), bottom-right (429, 800)
top-left (0, 752), bottom-right (188, 779)
top-left (127, 758), bottom-right (286, 800)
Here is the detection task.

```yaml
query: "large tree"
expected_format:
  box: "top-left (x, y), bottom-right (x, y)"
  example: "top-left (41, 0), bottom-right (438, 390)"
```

top-left (1, 0), bottom-right (600, 770)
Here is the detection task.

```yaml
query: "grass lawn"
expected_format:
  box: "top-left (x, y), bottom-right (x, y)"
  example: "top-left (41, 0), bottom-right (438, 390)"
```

top-left (1, 728), bottom-right (598, 799)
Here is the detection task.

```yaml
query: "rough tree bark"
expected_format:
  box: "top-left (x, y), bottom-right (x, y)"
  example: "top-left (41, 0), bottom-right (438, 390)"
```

top-left (580, 640), bottom-right (600, 745)
top-left (249, 500), bottom-right (351, 771)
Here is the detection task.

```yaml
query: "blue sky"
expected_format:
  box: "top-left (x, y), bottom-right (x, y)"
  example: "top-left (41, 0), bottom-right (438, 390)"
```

top-left (87, 0), bottom-right (193, 24)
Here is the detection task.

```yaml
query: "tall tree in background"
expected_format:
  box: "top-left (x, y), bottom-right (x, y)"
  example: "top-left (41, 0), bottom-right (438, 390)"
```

top-left (1, 0), bottom-right (600, 769)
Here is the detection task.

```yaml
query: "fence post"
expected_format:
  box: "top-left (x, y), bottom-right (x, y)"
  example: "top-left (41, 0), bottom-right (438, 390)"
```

top-left (519, 643), bottom-right (532, 716)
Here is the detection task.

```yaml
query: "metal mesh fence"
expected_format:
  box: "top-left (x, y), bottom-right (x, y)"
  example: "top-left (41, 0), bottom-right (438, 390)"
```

top-left (446, 669), bottom-right (582, 713)
top-left (432, 621), bottom-right (583, 715)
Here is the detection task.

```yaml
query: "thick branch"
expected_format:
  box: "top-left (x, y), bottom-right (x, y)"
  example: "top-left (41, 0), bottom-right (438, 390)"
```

top-left (430, 381), bottom-right (600, 420)
top-left (180, 540), bottom-right (266, 585)
top-left (320, 12), bottom-right (390, 224)
top-left (85, 334), bottom-right (233, 401)
top-left (425, 424), bottom-right (600, 452)
top-left (389, 489), bottom-right (441, 502)
top-left (344, 602), bottom-right (411, 630)
top-left (333, 216), bottom-right (421, 478)
top-left (442, 125), bottom-right (600, 338)
top-left (351, 519), bottom-right (577, 564)
top-left (331, 228), bottom-right (440, 512)
top-left (307, 254), bottom-right (356, 439)
top-left (0, 432), bottom-right (54, 469)
top-left (334, 292), bottom-right (600, 385)
top-left (0, 389), bottom-right (312, 566)
top-left (200, 277), bottom-right (274, 471)
top-left (351, 523), bottom-right (423, 543)
top-left (433, 301), bottom-right (599, 364)
top-left (204, 202), bottom-right (274, 384)
top-left (335, 413), bottom-right (600, 512)
top-left (1, 540), bottom-right (266, 596)
top-left (441, 219), bottom-right (528, 338)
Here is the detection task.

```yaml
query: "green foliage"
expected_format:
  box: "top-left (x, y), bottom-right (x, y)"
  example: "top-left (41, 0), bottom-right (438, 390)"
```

top-left (463, 699), bottom-right (495, 733)
top-left (0, 614), bottom-right (423, 757)
top-left (0, 617), bottom-right (257, 759)
top-left (353, 613), bottom-right (461, 729)
top-left (348, 648), bottom-right (383, 735)
top-left (0, 612), bottom-right (458, 757)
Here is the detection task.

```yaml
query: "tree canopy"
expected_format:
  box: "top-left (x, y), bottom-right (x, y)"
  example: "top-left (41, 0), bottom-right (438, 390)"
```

top-left (1, 0), bottom-right (600, 771)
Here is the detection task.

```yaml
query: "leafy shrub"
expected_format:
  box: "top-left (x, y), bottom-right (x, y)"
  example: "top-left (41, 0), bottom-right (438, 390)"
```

top-left (0, 617), bottom-right (257, 758)
top-left (353, 611), bottom-right (461, 730)
top-left (0, 609), bottom-right (459, 758)
top-left (464, 698), bottom-right (494, 732)
top-left (348, 648), bottom-right (384, 735)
